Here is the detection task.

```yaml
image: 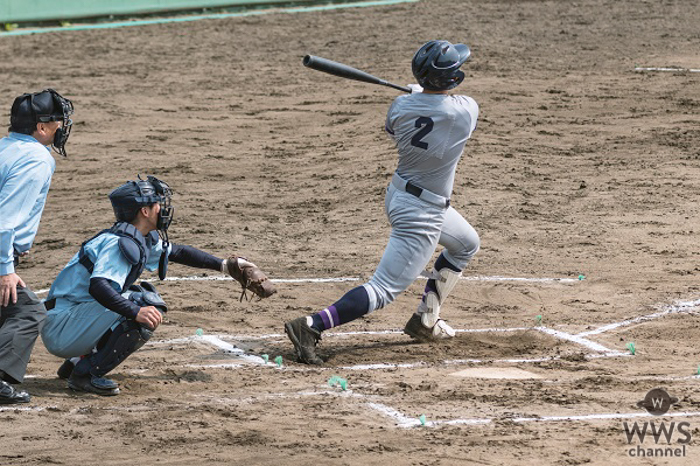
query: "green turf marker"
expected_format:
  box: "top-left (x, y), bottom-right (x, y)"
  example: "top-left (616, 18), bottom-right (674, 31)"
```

top-left (274, 356), bottom-right (283, 367)
top-left (535, 315), bottom-right (543, 327)
top-left (261, 354), bottom-right (269, 363)
top-left (328, 376), bottom-right (348, 391)
top-left (195, 328), bottom-right (204, 336)
top-left (419, 414), bottom-right (426, 426)
top-left (626, 342), bottom-right (636, 355)
top-left (578, 274), bottom-right (586, 281)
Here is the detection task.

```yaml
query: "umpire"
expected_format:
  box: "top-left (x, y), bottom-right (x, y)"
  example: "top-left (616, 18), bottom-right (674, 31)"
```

top-left (0, 89), bottom-right (74, 404)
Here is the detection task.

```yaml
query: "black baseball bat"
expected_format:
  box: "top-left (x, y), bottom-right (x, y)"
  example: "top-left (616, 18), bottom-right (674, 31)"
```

top-left (303, 55), bottom-right (411, 93)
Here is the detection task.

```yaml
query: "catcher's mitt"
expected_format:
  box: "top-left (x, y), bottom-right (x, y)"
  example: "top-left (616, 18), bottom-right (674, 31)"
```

top-left (224, 256), bottom-right (276, 301)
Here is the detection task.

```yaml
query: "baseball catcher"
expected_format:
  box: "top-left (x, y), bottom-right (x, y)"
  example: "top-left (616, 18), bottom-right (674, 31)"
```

top-left (285, 40), bottom-right (480, 364)
top-left (41, 175), bottom-right (275, 395)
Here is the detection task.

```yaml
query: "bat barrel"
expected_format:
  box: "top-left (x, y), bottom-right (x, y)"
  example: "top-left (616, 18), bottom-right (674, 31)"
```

top-left (303, 55), bottom-right (411, 93)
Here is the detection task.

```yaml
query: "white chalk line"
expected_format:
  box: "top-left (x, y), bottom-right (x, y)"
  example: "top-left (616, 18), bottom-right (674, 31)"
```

top-left (0, 406), bottom-right (48, 412)
top-left (165, 352), bottom-right (632, 373)
top-left (11, 392), bottom-right (700, 431)
top-left (636, 374), bottom-right (700, 382)
top-left (389, 409), bottom-right (700, 429)
top-left (512, 411), bottom-right (700, 424)
top-left (151, 329), bottom-right (629, 372)
top-left (537, 327), bottom-right (614, 353)
top-left (195, 335), bottom-right (267, 365)
top-left (149, 326), bottom-right (535, 346)
top-left (190, 388), bottom-right (700, 429)
top-left (143, 294), bottom-right (700, 372)
top-left (577, 298), bottom-right (700, 337)
top-left (207, 326), bottom-right (533, 342)
top-left (145, 351), bottom-right (629, 373)
top-left (635, 67), bottom-right (700, 73)
top-left (33, 273), bottom-right (581, 296)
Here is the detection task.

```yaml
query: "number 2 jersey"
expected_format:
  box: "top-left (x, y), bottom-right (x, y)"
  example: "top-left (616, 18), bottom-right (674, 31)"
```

top-left (384, 92), bottom-right (479, 199)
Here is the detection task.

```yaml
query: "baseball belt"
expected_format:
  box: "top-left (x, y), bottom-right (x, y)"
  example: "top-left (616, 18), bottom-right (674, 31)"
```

top-left (391, 173), bottom-right (450, 208)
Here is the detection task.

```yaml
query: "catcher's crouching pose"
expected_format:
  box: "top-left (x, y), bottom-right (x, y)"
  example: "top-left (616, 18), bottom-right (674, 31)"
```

top-left (40, 176), bottom-right (275, 396)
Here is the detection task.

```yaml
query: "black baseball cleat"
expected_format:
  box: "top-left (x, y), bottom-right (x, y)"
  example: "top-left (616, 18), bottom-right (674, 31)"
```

top-left (404, 313), bottom-right (434, 342)
top-left (56, 359), bottom-right (75, 380)
top-left (67, 373), bottom-right (119, 396)
top-left (284, 317), bottom-right (323, 365)
top-left (0, 380), bottom-right (30, 404)
top-left (403, 313), bottom-right (456, 342)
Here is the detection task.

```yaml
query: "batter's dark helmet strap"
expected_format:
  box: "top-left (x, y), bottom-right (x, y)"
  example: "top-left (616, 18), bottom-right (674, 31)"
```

top-left (72, 318), bottom-right (154, 378)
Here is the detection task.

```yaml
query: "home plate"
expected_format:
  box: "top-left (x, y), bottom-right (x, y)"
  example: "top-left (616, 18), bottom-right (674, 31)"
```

top-left (449, 367), bottom-right (543, 379)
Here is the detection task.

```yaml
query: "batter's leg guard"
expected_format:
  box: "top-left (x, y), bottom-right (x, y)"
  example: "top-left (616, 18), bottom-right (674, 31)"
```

top-left (404, 268), bottom-right (461, 342)
top-left (68, 319), bottom-right (155, 396)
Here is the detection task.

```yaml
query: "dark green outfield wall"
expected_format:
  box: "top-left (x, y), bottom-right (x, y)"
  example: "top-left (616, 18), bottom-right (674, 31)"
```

top-left (0, 0), bottom-right (315, 23)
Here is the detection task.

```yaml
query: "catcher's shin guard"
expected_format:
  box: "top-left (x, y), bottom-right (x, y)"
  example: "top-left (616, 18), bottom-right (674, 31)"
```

top-left (72, 318), bottom-right (154, 379)
top-left (406, 268), bottom-right (461, 340)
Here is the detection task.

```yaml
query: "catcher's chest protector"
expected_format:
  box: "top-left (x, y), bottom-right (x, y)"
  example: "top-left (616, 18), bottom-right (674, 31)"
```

top-left (78, 222), bottom-right (159, 291)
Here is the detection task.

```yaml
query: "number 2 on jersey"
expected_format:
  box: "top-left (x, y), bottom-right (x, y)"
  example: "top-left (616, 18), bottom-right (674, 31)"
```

top-left (411, 117), bottom-right (434, 150)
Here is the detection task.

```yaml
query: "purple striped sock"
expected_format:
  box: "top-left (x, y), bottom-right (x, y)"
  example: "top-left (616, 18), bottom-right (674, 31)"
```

top-left (317, 305), bottom-right (340, 330)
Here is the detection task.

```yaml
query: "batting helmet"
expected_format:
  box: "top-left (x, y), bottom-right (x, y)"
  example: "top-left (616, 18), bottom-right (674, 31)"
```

top-left (411, 40), bottom-right (471, 91)
top-left (10, 89), bottom-right (74, 156)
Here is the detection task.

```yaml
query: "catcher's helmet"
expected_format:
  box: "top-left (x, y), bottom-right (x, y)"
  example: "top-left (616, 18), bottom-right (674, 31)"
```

top-left (109, 175), bottom-right (174, 232)
top-left (411, 40), bottom-right (471, 91)
top-left (110, 176), bottom-right (175, 281)
top-left (10, 89), bottom-right (74, 157)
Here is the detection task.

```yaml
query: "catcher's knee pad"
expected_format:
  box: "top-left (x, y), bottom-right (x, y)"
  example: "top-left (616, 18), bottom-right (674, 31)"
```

top-left (73, 318), bottom-right (153, 378)
top-left (417, 268), bottom-right (461, 328)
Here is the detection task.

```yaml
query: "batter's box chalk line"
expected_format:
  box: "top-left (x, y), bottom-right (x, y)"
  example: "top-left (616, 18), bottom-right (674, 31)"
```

top-left (32, 273), bottom-right (581, 295)
top-left (154, 296), bottom-right (700, 372)
top-left (635, 66), bottom-right (700, 73)
top-left (158, 325), bottom-right (626, 373)
top-left (576, 298), bottom-right (700, 337)
top-left (186, 389), bottom-right (700, 430)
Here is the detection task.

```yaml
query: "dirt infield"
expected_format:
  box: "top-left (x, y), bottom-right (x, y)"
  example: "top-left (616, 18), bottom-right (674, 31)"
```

top-left (1, 0), bottom-right (700, 464)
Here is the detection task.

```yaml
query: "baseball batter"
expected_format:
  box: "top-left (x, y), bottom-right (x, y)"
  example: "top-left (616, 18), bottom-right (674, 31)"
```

top-left (285, 40), bottom-right (480, 364)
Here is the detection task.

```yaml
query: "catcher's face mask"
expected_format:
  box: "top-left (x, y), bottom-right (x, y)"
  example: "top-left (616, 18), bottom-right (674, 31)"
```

top-left (132, 175), bottom-right (174, 233)
top-left (147, 176), bottom-right (174, 233)
top-left (135, 175), bottom-right (175, 280)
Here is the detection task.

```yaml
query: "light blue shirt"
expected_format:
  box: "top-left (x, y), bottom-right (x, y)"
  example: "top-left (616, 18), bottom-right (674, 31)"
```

top-left (0, 132), bottom-right (55, 275)
top-left (47, 232), bottom-right (166, 303)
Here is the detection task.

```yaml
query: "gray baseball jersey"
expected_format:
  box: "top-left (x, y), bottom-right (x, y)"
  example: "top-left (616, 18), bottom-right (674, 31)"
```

top-left (362, 91), bottom-right (481, 312)
top-left (385, 93), bottom-right (478, 198)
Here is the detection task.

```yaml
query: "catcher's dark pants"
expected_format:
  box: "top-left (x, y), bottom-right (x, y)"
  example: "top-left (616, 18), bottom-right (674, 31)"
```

top-left (0, 286), bottom-right (46, 384)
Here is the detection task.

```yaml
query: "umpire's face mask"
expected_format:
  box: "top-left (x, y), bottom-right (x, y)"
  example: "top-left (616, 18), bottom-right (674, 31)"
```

top-left (46, 90), bottom-right (74, 157)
